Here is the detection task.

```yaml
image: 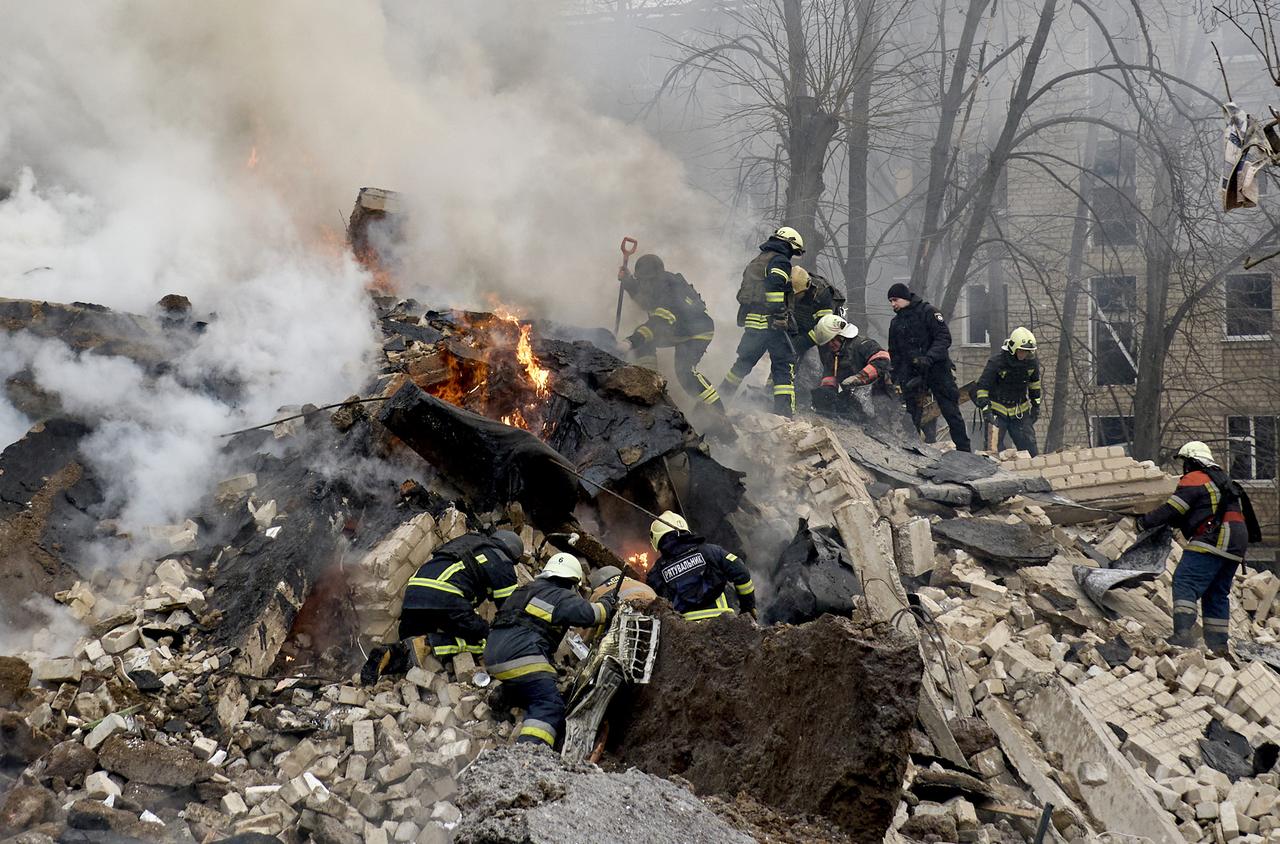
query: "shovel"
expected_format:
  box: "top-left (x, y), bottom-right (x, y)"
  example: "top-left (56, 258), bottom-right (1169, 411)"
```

top-left (614, 236), bottom-right (638, 335)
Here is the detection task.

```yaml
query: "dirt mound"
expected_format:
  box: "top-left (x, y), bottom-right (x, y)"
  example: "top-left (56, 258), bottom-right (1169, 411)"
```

top-left (455, 745), bottom-right (752, 844)
top-left (609, 612), bottom-right (921, 842)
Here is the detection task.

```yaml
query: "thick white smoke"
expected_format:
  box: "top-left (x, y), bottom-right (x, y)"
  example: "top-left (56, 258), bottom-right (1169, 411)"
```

top-left (0, 1), bottom-right (741, 535)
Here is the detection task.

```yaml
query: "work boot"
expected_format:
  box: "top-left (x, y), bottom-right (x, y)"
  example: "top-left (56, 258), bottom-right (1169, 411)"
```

top-left (1166, 610), bottom-right (1199, 649)
top-left (1204, 618), bottom-right (1231, 659)
top-left (359, 640), bottom-right (410, 686)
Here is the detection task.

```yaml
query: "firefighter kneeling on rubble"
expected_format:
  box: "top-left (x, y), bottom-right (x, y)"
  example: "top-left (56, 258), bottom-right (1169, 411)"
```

top-left (360, 530), bottom-right (522, 685)
top-left (809, 314), bottom-right (892, 415)
top-left (646, 511), bottom-right (756, 621)
top-left (484, 553), bottom-right (617, 747)
top-left (1138, 441), bottom-right (1261, 656)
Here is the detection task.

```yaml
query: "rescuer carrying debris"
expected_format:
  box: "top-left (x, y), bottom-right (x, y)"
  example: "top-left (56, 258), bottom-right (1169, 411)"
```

top-left (974, 327), bottom-right (1042, 456)
top-left (646, 510), bottom-right (756, 621)
top-left (809, 314), bottom-right (892, 417)
top-left (1137, 441), bottom-right (1262, 656)
top-left (620, 254), bottom-right (727, 415)
top-left (887, 282), bottom-right (971, 451)
top-left (484, 553), bottom-right (617, 747)
top-left (358, 529), bottom-right (522, 685)
top-left (788, 266), bottom-right (844, 373)
top-left (718, 226), bottom-right (805, 417)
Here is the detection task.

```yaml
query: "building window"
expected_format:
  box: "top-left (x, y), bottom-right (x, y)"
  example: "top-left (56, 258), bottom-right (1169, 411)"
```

top-left (1229, 415), bottom-right (1277, 481)
top-left (1092, 415), bottom-right (1134, 448)
top-left (1225, 273), bottom-right (1273, 339)
top-left (1090, 275), bottom-right (1137, 386)
top-left (1091, 137), bottom-right (1137, 246)
top-left (962, 284), bottom-right (991, 346)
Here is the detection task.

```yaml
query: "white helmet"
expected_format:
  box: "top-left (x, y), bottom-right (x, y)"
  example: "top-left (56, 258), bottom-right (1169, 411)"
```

top-left (1177, 441), bottom-right (1217, 467)
top-left (812, 314), bottom-right (859, 346)
top-left (650, 510), bottom-right (689, 550)
top-left (539, 552), bottom-right (585, 584)
top-left (773, 226), bottom-right (805, 255)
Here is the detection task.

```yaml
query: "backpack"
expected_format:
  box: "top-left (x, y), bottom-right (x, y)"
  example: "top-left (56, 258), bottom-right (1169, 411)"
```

top-left (737, 251), bottom-right (771, 307)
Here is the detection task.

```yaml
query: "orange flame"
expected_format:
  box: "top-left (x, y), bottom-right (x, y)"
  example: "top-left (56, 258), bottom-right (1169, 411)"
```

top-left (626, 551), bottom-right (652, 573)
top-left (515, 323), bottom-right (550, 397)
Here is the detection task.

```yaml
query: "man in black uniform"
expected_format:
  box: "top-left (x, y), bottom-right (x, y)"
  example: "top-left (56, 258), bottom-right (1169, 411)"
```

top-left (484, 553), bottom-right (617, 747)
top-left (620, 254), bottom-right (726, 414)
top-left (645, 511), bottom-right (755, 621)
top-left (359, 529), bottom-right (523, 684)
top-left (718, 226), bottom-right (805, 417)
top-left (975, 327), bottom-right (1042, 455)
top-left (887, 283), bottom-right (971, 451)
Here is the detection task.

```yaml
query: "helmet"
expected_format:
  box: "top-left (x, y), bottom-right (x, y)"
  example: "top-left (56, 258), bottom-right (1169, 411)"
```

top-left (634, 254), bottom-right (664, 279)
top-left (650, 510), bottom-right (689, 550)
top-left (790, 265), bottom-right (811, 295)
top-left (588, 565), bottom-right (622, 590)
top-left (1003, 327), bottom-right (1038, 354)
top-left (812, 314), bottom-right (859, 346)
top-left (490, 529), bottom-right (524, 563)
top-left (1177, 441), bottom-right (1217, 466)
top-left (773, 226), bottom-right (805, 255)
top-left (539, 552), bottom-right (585, 584)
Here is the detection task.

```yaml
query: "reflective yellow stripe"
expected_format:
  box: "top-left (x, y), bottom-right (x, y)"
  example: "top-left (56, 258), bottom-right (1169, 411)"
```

top-left (989, 399), bottom-right (1032, 416)
top-left (406, 577), bottom-right (465, 597)
top-left (699, 385), bottom-right (717, 400)
top-left (492, 661), bottom-right (556, 680)
top-left (773, 385), bottom-right (795, 395)
top-left (432, 643), bottom-right (461, 656)
top-left (519, 725), bottom-right (556, 745)
top-left (808, 329), bottom-right (818, 343)
top-left (975, 389), bottom-right (989, 400)
top-left (1030, 381), bottom-right (1042, 390)
top-left (814, 309), bottom-right (832, 317)
top-left (525, 602), bottom-right (553, 622)
top-left (769, 268), bottom-right (790, 280)
top-left (689, 332), bottom-right (714, 341)
top-left (652, 308), bottom-right (677, 324)
top-left (492, 584), bottom-right (517, 599)
top-left (683, 594), bottom-right (733, 622)
top-left (439, 562), bottom-right (465, 581)
top-left (1168, 495), bottom-right (1190, 514)
top-left (592, 603), bottom-right (606, 624)
top-left (474, 554), bottom-right (487, 564)
top-left (764, 291), bottom-right (786, 303)
top-left (724, 371), bottom-right (743, 385)
top-left (735, 579), bottom-right (755, 596)
top-left (636, 326), bottom-right (653, 340)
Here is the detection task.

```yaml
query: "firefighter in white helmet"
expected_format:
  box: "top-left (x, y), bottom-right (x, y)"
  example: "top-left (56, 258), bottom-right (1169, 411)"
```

top-left (483, 553), bottom-right (617, 748)
top-left (645, 511), bottom-right (756, 621)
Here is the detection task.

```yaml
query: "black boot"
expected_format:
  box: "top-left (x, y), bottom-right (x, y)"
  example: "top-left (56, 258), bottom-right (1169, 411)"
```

top-left (1167, 610), bottom-right (1199, 648)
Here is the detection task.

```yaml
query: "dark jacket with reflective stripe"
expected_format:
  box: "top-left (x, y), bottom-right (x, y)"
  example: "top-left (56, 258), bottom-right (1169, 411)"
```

top-left (737, 239), bottom-right (793, 327)
top-left (483, 577), bottom-right (611, 678)
top-left (1139, 469), bottom-right (1248, 562)
top-left (402, 534), bottom-right (519, 612)
top-left (794, 276), bottom-right (843, 336)
top-left (888, 294), bottom-right (953, 380)
top-left (623, 271), bottom-right (714, 343)
top-left (829, 336), bottom-right (891, 389)
top-left (975, 350), bottom-right (1042, 417)
top-left (646, 532), bottom-right (755, 620)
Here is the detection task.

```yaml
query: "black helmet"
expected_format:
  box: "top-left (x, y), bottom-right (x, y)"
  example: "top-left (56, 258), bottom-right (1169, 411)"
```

top-left (491, 529), bottom-right (524, 562)
top-left (634, 254), bottom-right (665, 279)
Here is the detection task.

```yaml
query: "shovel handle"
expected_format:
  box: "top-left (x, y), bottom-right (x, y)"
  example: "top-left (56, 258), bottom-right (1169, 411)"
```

top-left (615, 236), bottom-right (638, 335)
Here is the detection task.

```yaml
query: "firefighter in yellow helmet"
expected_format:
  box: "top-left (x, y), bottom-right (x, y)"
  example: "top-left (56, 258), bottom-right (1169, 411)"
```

top-left (645, 511), bottom-right (756, 621)
top-left (718, 226), bottom-right (804, 417)
top-left (974, 327), bottom-right (1042, 455)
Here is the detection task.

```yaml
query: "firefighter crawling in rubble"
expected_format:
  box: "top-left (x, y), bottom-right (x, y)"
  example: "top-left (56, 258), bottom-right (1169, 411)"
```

top-left (359, 529), bottom-right (523, 685)
top-left (646, 511), bottom-right (756, 621)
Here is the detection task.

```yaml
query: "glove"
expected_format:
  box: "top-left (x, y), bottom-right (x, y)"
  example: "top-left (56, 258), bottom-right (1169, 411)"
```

top-left (618, 267), bottom-right (631, 282)
top-left (841, 374), bottom-right (871, 389)
top-left (1029, 402), bottom-right (1041, 423)
top-left (911, 355), bottom-right (930, 370)
top-left (977, 404), bottom-right (992, 424)
top-left (903, 376), bottom-right (923, 394)
top-left (770, 313), bottom-right (792, 330)
top-left (597, 590), bottom-right (620, 620)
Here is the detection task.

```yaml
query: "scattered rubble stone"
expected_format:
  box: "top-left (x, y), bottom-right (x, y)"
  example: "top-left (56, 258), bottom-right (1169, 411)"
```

top-left (97, 734), bottom-right (215, 787)
top-left (0, 655), bottom-right (31, 707)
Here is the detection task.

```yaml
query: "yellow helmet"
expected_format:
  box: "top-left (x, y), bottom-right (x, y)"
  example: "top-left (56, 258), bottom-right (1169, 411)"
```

top-left (650, 510), bottom-right (689, 550)
top-left (1177, 441), bottom-right (1216, 466)
top-left (539, 552), bottom-right (585, 584)
top-left (1004, 326), bottom-right (1037, 354)
top-left (773, 226), bottom-right (805, 255)
top-left (812, 314), bottom-right (859, 346)
top-left (790, 265), bottom-right (811, 295)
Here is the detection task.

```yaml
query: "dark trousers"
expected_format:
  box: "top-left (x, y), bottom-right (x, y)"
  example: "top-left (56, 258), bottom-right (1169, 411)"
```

top-left (398, 606), bottom-right (488, 657)
top-left (633, 339), bottom-right (723, 409)
top-left (1172, 550), bottom-right (1238, 650)
top-left (994, 414), bottom-right (1038, 456)
top-left (905, 366), bottom-right (970, 451)
top-left (720, 328), bottom-right (796, 417)
top-left (506, 674), bottom-right (566, 747)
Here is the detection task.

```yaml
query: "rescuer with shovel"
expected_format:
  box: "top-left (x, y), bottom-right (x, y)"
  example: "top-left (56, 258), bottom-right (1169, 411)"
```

top-left (484, 553), bottom-right (617, 747)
